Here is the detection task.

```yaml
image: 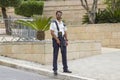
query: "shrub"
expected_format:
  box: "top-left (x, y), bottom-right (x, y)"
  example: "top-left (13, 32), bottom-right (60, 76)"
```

top-left (82, 8), bottom-right (120, 24)
top-left (82, 13), bottom-right (89, 24)
top-left (15, 1), bottom-right (44, 17)
top-left (16, 16), bottom-right (52, 40)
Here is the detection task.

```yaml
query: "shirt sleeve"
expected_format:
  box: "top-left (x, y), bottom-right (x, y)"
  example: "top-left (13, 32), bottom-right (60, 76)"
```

top-left (64, 25), bottom-right (67, 31)
top-left (50, 22), bottom-right (55, 31)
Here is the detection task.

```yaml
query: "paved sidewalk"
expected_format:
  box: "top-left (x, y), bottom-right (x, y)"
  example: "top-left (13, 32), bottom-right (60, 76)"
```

top-left (0, 47), bottom-right (120, 80)
top-left (43, 47), bottom-right (120, 80)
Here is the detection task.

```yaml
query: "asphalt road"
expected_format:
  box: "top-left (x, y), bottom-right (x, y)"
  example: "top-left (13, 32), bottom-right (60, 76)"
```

top-left (0, 65), bottom-right (59, 80)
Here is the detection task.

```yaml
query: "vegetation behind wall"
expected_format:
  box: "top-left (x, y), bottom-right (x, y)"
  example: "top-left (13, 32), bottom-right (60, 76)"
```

top-left (15, 1), bottom-right (44, 17)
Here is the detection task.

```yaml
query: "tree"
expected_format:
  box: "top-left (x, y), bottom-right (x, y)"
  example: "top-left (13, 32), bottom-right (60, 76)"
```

top-left (0, 0), bottom-right (22, 35)
top-left (80, 0), bottom-right (98, 24)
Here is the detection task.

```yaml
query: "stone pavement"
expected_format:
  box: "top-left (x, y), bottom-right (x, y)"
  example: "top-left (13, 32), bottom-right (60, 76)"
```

top-left (0, 47), bottom-right (120, 80)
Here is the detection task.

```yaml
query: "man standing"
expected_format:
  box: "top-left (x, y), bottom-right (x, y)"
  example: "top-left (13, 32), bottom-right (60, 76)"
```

top-left (50, 11), bottom-right (72, 75)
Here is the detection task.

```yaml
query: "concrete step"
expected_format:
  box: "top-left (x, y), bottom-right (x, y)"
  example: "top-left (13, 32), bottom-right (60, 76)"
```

top-left (44, 1), bottom-right (81, 7)
top-left (44, 5), bottom-right (83, 11)
top-left (44, 5), bottom-right (106, 12)
top-left (43, 10), bottom-right (86, 16)
top-left (44, 0), bottom-right (103, 6)
top-left (43, 10), bottom-right (85, 25)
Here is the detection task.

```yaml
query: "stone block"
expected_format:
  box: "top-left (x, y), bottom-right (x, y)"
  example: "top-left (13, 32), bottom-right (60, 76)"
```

top-left (32, 44), bottom-right (45, 54)
top-left (0, 45), bottom-right (12, 54)
top-left (44, 43), bottom-right (53, 54)
top-left (12, 45), bottom-right (32, 54)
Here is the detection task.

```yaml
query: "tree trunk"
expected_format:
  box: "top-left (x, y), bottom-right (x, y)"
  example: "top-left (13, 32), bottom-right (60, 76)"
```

top-left (80, 0), bottom-right (98, 24)
top-left (1, 7), bottom-right (12, 35)
top-left (36, 31), bottom-right (45, 40)
top-left (90, 0), bottom-right (98, 24)
top-left (88, 11), bottom-right (95, 24)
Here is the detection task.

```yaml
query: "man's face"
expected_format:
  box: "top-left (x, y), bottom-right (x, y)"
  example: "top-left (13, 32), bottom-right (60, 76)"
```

top-left (56, 12), bottom-right (62, 20)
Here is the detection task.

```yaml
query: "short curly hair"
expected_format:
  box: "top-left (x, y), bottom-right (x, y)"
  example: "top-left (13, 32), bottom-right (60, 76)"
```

top-left (56, 11), bottom-right (62, 15)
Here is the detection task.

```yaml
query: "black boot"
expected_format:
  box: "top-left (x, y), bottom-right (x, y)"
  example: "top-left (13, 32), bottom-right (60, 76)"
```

top-left (54, 70), bottom-right (58, 75)
top-left (63, 70), bottom-right (72, 73)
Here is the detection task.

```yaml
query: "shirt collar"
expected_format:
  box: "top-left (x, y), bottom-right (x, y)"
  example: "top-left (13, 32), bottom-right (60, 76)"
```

top-left (56, 19), bottom-right (63, 24)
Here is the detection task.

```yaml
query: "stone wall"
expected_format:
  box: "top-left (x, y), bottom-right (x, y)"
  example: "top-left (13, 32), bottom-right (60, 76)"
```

top-left (0, 40), bottom-right (101, 64)
top-left (44, 0), bottom-right (106, 27)
top-left (46, 23), bottom-right (120, 48)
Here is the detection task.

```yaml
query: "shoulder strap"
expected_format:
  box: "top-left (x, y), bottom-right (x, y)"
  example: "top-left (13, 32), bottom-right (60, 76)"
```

top-left (54, 21), bottom-right (59, 31)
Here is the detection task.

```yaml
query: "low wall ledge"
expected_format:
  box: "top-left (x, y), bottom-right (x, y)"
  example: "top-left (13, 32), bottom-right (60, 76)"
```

top-left (0, 40), bottom-right (100, 45)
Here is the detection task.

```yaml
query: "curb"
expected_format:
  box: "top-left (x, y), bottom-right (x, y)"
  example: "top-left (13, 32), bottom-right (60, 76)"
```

top-left (0, 58), bottom-right (95, 80)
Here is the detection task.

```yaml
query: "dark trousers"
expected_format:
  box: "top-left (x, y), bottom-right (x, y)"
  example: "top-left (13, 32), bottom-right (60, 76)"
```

top-left (52, 38), bottom-right (68, 71)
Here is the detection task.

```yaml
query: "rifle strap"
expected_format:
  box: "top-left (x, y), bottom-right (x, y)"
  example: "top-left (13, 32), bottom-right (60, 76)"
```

top-left (54, 21), bottom-right (60, 32)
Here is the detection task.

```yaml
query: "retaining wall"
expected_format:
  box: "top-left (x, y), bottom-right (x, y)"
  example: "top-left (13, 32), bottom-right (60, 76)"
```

top-left (0, 40), bottom-right (101, 64)
top-left (46, 23), bottom-right (120, 48)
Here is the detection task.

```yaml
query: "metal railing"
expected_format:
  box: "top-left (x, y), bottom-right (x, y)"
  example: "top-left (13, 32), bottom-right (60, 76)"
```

top-left (0, 17), bottom-right (37, 42)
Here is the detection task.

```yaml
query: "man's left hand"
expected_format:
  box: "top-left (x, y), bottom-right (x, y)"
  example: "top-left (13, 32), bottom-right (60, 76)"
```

top-left (66, 41), bottom-right (68, 46)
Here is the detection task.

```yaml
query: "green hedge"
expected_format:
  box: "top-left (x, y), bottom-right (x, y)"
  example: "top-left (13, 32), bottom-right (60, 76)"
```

top-left (0, 0), bottom-right (22, 7)
top-left (15, 1), bottom-right (44, 17)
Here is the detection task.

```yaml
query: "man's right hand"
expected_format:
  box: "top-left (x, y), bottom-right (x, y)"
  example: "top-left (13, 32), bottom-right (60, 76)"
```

top-left (56, 39), bottom-right (60, 45)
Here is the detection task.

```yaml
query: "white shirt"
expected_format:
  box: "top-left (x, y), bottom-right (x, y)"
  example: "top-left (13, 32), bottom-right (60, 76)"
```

top-left (50, 20), bottom-right (67, 37)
